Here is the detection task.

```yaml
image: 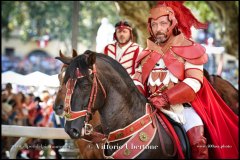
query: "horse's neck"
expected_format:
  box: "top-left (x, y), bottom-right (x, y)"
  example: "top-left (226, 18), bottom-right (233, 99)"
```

top-left (99, 87), bottom-right (146, 134)
top-left (96, 57), bottom-right (147, 134)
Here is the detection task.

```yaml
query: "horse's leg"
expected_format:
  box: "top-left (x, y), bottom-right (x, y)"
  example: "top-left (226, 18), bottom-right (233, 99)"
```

top-left (75, 111), bottom-right (103, 159)
top-left (76, 140), bottom-right (104, 159)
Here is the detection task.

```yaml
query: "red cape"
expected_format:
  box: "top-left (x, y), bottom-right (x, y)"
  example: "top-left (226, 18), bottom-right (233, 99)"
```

top-left (191, 77), bottom-right (239, 159)
top-left (159, 77), bottom-right (238, 159)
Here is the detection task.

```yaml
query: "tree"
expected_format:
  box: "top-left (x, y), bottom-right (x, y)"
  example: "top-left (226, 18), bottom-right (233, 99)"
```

top-left (116, 1), bottom-right (239, 57)
top-left (2, 1), bottom-right (72, 44)
top-left (1, 1), bottom-right (119, 53)
top-left (204, 1), bottom-right (238, 58)
top-left (72, 1), bottom-right (80, 50)
top-left (116, 1), bottom-right (154, 47)
top-left (77, 1), bottom-right (120, 51)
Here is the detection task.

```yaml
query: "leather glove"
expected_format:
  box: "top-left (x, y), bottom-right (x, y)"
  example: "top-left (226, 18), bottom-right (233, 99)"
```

top-left (148, 93), bottom-right (170, 110)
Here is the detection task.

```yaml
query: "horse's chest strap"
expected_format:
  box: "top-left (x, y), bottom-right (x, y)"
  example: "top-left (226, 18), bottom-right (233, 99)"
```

top-left (107, 115), bottom-right (152, 142)
top-left (103, 104), bottom-right (157, 159)
top-left (107, 104), bottom-right (153, 142)
top-left (104, 121), bottom-right (157, 159)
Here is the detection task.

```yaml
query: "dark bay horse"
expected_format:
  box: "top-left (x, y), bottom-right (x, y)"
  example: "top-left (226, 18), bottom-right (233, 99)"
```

top-left (55, 51), bottom-right (238, 158)
top-left (54, 51), bottom-right (236, 158)
top-left (54, 53), bottom-right (239, 117)
top-left (54, 50), bottom-right (104, 159)
top-left (56, 50), bottom-right (176, 159)
top-left (203, 69), bottom-right (239, 115)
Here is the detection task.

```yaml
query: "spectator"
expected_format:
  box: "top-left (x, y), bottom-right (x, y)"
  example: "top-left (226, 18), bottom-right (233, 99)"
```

top-left (34, 97), bottom-right (44, 126)
top-left (48, 111), bottom-right (65, 159)
top-left (38, 90), bottom-right (53, 127)
top-left (2, 83), bottom-right (15, 124)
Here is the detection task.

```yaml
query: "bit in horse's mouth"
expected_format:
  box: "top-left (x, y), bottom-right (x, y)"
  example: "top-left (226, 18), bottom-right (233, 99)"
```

top-left (81, 127), bottom-right (85, 137)
top-left (73, 131), bottom-right (79, 138)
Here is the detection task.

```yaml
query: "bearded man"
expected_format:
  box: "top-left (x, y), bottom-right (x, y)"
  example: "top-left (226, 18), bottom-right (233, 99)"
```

top-left (104, 21), bottom-right (143, 78)
top-left (133, 1), bottom-right (238, 159)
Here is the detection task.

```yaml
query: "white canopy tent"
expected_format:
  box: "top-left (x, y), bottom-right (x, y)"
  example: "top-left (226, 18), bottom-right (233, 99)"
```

top-left (2, 71), bottom-right (26, 85)
top-left (2, 71), bottom-right (59, 88)
top-left (23, 71), bottom-right (58, 87)
top-left (23, 71), bottom-right (50, 87)
top-left (43, 74), bottom-right (60, 88)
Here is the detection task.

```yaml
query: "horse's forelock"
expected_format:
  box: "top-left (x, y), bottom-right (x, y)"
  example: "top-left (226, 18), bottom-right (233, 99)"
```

top-left (76, 55), bottom-right (89, 69)
top-left (63, 54), bottom-right (91, 84)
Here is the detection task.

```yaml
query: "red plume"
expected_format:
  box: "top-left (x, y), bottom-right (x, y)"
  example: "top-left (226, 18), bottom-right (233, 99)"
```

top-left (157, 1), bottom-right (208, 38)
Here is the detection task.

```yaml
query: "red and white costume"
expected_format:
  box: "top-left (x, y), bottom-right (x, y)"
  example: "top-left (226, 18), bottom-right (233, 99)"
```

top-left (134, 34), bottom-right (206, 127)
top-left (133, 33), bottom-right (239, 159)
top-left (104, 41), bottom-right (143, 78)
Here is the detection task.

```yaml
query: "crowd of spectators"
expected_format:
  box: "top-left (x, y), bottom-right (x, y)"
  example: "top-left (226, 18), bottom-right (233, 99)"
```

top-left (2, 54), bottom-right (62, 75)
top-left (1, 83), bottom-right (65, 159)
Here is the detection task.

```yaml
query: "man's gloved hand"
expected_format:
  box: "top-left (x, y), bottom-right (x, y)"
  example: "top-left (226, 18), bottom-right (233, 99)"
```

top-left (148, 93), bottom-right (170, 110)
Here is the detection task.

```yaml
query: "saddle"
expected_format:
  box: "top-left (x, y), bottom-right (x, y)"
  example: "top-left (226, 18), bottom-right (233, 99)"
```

top-left (163, 113), bottom-right (191, 159)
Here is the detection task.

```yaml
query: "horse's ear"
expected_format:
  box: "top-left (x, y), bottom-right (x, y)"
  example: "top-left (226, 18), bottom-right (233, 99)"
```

top-left (55, 50), bottom-right (72, 65)
top-left (59, 50), bottom-right (65, 58)
top-left (87, 52), bottom-right (96, 66)
top-left (72, 49), bottom-right (78, 57)
top-left (55, 56), bottom-right (72, 65)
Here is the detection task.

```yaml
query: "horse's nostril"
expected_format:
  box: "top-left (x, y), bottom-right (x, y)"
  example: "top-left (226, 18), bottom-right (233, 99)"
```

top-left (54, 104), bottom-right (65, 116)
top-left (70, 128), bottom-right (80, 138)
top-left (59, 105), bottom-right (64, 110)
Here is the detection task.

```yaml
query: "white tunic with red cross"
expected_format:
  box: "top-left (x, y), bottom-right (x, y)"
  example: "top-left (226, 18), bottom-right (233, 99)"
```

top-left (104, 41), bottom-right (143, 78)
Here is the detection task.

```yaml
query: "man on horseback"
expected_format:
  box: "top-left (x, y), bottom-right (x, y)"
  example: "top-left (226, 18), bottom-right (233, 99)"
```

top-left (104, 20), bottom-right (143, 78)
top-left (133, 1), bottom-right (238, 159)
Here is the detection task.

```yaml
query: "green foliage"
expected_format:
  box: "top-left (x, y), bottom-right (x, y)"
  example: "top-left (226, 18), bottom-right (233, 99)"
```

top-left (235, 1), bottom-right (239, 15)
top-left (1, 1), bottom-right (72, 42)
top-left (78, 1), bottom-right (120, 48)
top-left (184, 1), bottom-right (220, 40)
top-left (184, 1), bottom-right (217, 23)
top-left (1, 1), bottom-right (119, 47)
top-left (2, 1), bottom-right (27, 39)
top-left (25, 1), bottom-right (72, 41)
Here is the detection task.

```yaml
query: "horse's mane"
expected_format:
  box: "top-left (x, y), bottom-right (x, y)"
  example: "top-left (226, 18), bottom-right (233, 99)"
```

top-left (63, 51), bottom-right (143, 98)
top-left (97, 53), bottom-right (132, 80)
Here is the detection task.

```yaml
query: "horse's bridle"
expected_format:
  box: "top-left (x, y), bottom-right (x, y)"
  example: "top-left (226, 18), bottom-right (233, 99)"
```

top-left (64, 64), bottom-right (106, 136)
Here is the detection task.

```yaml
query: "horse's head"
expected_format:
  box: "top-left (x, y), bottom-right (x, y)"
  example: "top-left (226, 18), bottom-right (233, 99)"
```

top-left (61, 50), bottom-right (107, 139)
top-left (54, 49), bottom-right (78, 115)
top-left (58, 49), bottom-right (146, 139)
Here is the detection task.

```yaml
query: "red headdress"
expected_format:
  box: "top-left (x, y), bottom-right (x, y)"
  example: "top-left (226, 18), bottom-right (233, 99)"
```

top-left (148, 1), bottom-right (208, 38)
top-left (113, 21), bottom-right (133, 44)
